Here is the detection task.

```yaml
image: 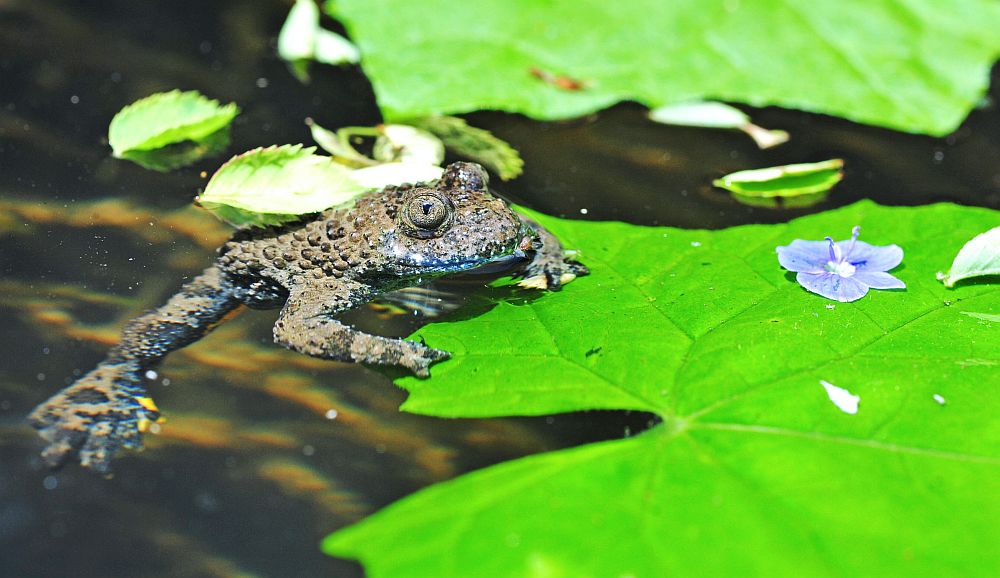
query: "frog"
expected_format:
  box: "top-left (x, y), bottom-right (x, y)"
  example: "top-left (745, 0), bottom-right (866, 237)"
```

top-left (28, 162), bottom-right (588, 474)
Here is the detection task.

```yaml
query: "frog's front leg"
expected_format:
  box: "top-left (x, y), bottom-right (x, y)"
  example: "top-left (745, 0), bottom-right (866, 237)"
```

top-left (518, 215), bottom-right (590, 290)
top-left (273, 279), bottom-right (450, 377)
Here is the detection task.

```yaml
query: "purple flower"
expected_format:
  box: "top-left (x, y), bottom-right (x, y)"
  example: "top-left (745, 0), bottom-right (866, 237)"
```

top-left (776, 226), bottom-right (905, 302)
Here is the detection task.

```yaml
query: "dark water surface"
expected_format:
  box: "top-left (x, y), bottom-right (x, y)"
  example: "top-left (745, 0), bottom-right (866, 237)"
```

top-left (2, 1), bottom-right (999, 577)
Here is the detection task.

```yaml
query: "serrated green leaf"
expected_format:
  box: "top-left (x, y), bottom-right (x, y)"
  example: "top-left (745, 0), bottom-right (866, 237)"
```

top-left (108, 90), bottom-right (239, 161)
top-left (714, 159), bottom-right (844, 200)
top-left (324, 200), bottom-right (1000, 578)
top-left (329, 0), bottom-right (1000, 135)
top-left (196, 145), bottom-right (365, 228)
top-left (937, 226), bottom-right (1000, 288)
top-left (409, 116), bottom-right (523, 180)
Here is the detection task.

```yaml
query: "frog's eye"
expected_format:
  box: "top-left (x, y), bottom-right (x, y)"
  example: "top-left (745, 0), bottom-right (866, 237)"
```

top-left (403, 194), bottom-right (451, 231)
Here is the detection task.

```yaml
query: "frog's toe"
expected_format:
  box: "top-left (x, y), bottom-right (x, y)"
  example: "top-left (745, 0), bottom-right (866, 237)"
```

top-left (565, 260), bottom-right (589, 277)
top-left (519, 258), bottom-right (588, 291)
top-left (33, 395), bottom-right (150, 475)
top-left (402, 346), bottom-right (451, 378)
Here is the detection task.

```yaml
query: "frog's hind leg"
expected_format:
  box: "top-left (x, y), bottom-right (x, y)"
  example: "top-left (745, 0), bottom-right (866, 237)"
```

top-left (29, 266), bottom-right (241, 473)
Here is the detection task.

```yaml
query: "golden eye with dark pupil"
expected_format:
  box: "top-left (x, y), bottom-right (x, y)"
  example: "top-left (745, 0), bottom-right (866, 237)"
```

top-left (405, 195), bottom-right (448, 229)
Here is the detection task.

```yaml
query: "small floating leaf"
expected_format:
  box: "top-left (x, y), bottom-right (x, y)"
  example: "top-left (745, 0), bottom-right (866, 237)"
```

top-left (314, 29), bottom-right (361, 66)
top-left (409, 116), bottom-right (523, 180)
top-left (108, 90), bottom-right (239, 167)
top-left (196, 145), bottom-right (365, 228)
top-left (650, 101), bottom-right (750, 128)
top-left (648, 102), bottom-right (789, 149)
top-left (937, 227), bottom-right (1000, 288)
top-left (305, 118), bottom-right (378, 167)
top-left (373, 125), bottom-right (445, 165)
top-left (714, 159), bottom-right (844, 204)
top-left (278, 0), bottom-right (318, 62)
top-left (279, 0), bottom-right (358, 82)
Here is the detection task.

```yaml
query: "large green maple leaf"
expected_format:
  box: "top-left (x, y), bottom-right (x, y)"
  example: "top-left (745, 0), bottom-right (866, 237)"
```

top-left (328, 0), bottom-right (1000, 136)
top-left (324, 201), bottom-right (999, 577)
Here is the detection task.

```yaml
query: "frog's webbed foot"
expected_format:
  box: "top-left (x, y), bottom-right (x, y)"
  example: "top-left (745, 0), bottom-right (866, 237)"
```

top-left (519, 253), bottom-right (589, 291)
top-left (28, 361), bottom-right (157, 475)
top-left (393, 342), bottom-right (451, 378)
top-left (517, 216), bottom-right (589, 291)
top-left (274, 280), bottom-right (452, 378)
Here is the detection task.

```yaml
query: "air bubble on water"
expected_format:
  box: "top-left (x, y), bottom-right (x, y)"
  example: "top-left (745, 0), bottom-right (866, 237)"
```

top-left (325, 409), bottom-right (339, 420)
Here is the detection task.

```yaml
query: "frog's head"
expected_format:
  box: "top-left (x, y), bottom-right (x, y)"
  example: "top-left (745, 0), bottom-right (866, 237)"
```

top-left (382, 162), bottom-right (525, 278)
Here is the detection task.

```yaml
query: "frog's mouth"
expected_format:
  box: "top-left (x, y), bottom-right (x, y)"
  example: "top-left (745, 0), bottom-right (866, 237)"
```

top-left (408, 248), bottom-right (527, 275)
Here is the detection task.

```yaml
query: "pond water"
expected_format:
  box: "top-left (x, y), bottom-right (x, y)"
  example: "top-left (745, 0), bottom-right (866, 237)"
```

top-left (2, 1), bottom-right (999, 577)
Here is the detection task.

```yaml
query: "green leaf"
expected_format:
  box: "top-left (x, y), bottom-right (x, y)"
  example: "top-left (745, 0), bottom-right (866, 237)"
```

top-left (324, 200), bottom-right (1000, 578)
top-left (108, 90), bottom-right (239, 162)
top-left (713, 159), bottom-right (844, 208)
top-left (937, 226), bottom-right (1000, 288)
top-left (196, 145), bottom-right (365, 227)
top-left (329, 0), bottom-right (1000, 136)
top-left (409, 116), bottom-right (523, 180)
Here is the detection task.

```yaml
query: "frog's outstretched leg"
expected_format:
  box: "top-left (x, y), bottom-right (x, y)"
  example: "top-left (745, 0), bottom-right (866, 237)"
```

top-left (273, 279), bottom-right (450, 378)
top-left (29, 266), bottom-right (241, 473)
top-left (518, 216), bottom-right (590, 290)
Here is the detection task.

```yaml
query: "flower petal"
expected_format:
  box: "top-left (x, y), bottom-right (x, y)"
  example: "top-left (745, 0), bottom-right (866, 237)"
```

top-left (796, 272), bottom-right (869, 302)
top-left (852, 271), bottom-right (906, 290)
top-left (842, 241), bottom-right (903, 272)
top-left (776, 240), bottom-right (830, 273)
